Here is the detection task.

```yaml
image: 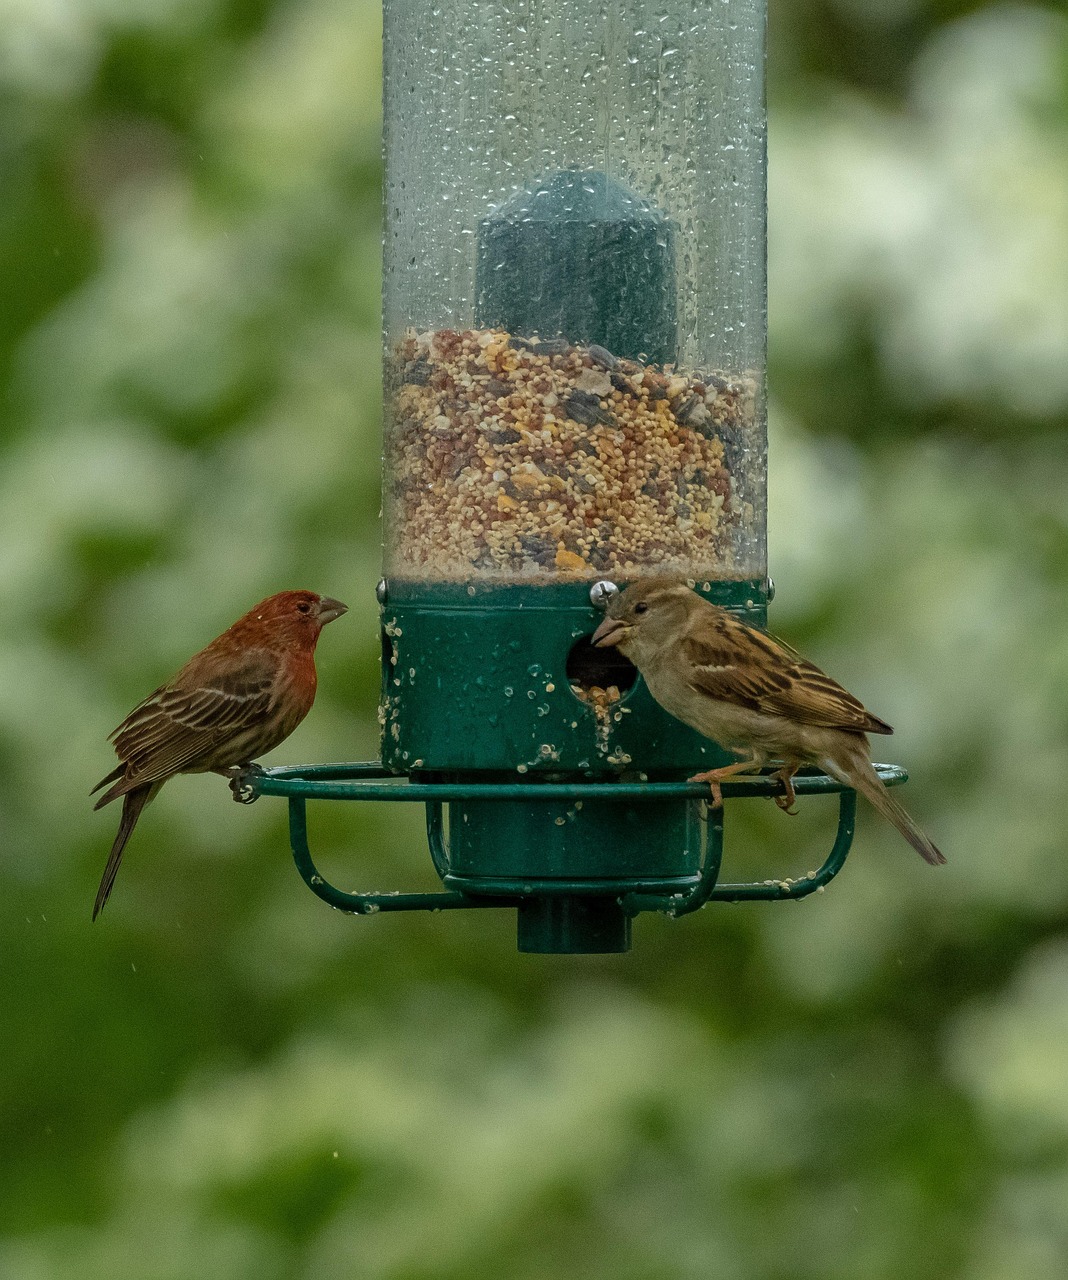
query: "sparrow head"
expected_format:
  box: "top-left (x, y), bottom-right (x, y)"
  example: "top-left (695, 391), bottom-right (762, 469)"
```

top-left (590, 578), bottom-right (699, 661)
top-left (234, 590), bottom-right (348, 648)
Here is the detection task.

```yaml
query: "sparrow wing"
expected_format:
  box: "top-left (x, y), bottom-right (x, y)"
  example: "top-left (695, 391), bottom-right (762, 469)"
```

top-left (682, 613), bottom-right (893, 735)
top-left (94, 649), bottom-right (280, 805)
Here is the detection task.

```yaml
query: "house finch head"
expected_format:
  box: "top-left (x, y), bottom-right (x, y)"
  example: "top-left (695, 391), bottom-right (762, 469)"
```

top-left (592, 578), bottom-right (943, 866)
top-left (91, 589), bottom-right (348, 919)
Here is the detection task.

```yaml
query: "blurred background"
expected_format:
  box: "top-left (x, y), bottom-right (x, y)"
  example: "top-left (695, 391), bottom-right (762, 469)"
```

top-left (2, 0), bottom-right (1066, 1276)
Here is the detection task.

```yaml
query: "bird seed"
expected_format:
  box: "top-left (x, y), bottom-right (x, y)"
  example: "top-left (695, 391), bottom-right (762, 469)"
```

top-left (384, 328), bottom-right (763, 580)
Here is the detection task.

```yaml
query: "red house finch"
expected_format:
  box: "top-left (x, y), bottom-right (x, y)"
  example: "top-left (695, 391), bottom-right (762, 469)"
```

top-left (91, 590), bottom-right (348, 919)
top-left (592, 579), bottom-right (944, 866)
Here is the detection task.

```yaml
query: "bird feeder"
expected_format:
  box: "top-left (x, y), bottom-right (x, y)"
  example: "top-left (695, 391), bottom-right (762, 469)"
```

top-left (237, 0), bottom-right (912, 951)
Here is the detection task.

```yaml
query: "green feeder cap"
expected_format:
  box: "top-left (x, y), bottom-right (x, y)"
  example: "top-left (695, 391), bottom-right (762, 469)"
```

top-left (476, 169), bottom-right (677, 365)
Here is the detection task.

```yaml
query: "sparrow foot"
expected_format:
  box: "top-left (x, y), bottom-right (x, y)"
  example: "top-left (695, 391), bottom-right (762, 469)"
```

top-left (688, 756), bottom-right (763, 809)
top-left (769, 765), bottom-right (799, 815)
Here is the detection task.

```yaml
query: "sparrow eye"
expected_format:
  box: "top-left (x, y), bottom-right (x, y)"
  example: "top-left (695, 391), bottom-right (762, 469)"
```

top-left (633, 602), bottom-right (649, 615)
top-left (296, 602), bottom-right (312, 614)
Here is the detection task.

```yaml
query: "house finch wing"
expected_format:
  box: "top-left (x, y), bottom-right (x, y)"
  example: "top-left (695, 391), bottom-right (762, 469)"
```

top-left (92, 648), bottom-right (280, 808)
top-left (681, 617), bottom-right (893, 735)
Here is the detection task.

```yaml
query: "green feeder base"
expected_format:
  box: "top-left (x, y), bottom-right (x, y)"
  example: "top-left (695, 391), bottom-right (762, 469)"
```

top-left (379, 578), bottom-right (768, 777)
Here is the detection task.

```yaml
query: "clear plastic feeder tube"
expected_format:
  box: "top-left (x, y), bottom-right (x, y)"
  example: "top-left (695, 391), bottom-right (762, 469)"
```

top-left (382, 0), bottom-right (767, 585)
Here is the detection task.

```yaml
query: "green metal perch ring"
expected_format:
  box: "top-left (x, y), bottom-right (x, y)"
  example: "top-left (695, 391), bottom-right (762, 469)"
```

top-left (234, 762), bottom-right (908, 925)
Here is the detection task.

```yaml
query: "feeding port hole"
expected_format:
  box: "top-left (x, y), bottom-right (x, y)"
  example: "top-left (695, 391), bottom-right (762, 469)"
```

top-left (566, 635), bottom-right (638, 697)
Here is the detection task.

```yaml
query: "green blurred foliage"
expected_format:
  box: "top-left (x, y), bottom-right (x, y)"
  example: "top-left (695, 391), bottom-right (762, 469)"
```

top-left (1, 0), bottom-right (1067, 1276)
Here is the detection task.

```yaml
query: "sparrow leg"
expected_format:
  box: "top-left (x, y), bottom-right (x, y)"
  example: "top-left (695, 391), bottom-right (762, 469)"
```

top-left (770, 764), bottom-right (800, 815)
top-left (688, 756), bottom-right (763, 809)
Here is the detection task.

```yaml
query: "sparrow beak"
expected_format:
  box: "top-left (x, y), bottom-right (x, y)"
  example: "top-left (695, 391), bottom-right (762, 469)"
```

top-left (591, 617), bottom-right (627, 648)
top-left (317, 597), bottom-right (348, 625)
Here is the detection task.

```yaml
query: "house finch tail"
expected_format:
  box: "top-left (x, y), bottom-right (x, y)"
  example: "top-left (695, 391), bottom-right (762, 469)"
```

top-left (93, 783), bottom-right (160, 921)
top-left (91, 589), bottom-right (347, 918)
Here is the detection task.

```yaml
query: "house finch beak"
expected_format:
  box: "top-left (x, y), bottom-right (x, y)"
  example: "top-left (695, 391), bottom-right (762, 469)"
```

top-left (593, 578), bottom-right (944, 866)
top-left (91, 590), bottom-right (347, 919)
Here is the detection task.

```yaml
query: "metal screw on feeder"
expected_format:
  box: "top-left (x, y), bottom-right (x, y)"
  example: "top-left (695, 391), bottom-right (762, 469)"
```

top-left (235, 0), bottom-right (917, 951)
top-left (589, 581), bottom-right (619, 611)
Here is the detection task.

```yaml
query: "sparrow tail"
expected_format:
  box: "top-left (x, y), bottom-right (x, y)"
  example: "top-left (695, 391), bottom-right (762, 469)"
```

top-left (821, 745), bottom-right (945, 866)
top-left (93, 781), bottom-right (160, 920)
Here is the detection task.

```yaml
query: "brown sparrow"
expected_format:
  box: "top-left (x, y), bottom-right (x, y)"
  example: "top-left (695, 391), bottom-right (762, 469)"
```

top-left (591, 578), bottom-right (944, 865)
